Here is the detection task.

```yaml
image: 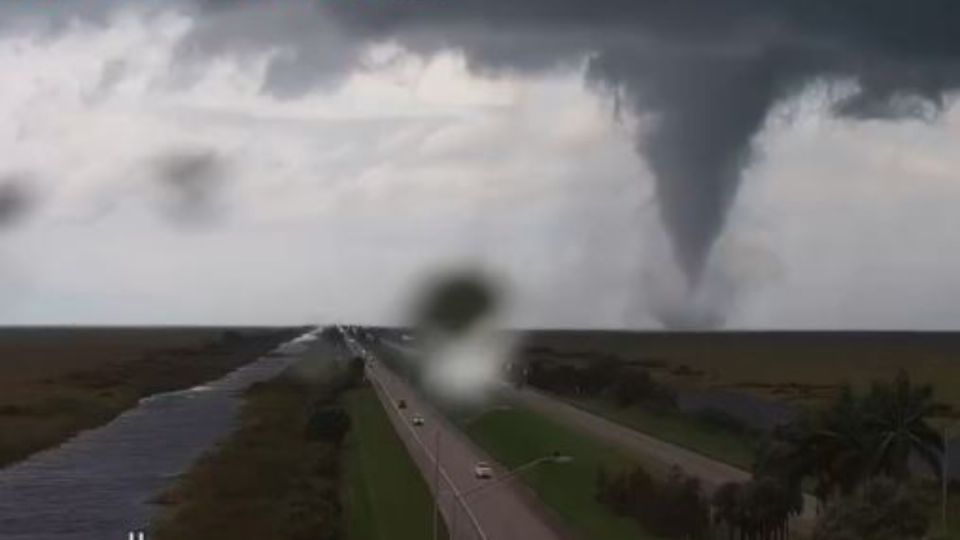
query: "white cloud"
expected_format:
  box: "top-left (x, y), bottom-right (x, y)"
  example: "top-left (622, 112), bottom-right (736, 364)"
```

top-left (0, 4), bottom-right (651, 326)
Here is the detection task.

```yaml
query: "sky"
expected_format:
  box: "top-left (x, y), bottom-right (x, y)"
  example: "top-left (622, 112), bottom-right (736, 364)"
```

top-left (1, 1), bottom-right (960, 329)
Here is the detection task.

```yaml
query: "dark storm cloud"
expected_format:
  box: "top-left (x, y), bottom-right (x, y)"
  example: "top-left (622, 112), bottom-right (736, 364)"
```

top-left (175, 0), bottom-right (366, 97)
top-left (20, 0), bottom-right (957, 278)
top-left (4, 0), bottom-right (958, 326)
top-left (306, 0), bottom-right (960, 284)
top-left (0, 0), bottom-right (149, 36)
top-left (152, 149), bottom-right (227, 224)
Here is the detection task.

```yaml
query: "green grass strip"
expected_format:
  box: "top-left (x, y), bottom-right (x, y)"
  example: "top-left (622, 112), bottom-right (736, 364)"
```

top-left (465, 406), bottom-right (664, 540)
top-left (574, 398), bottom-right (757, 470)
top-left (344, 387), bottom-right (445, 540)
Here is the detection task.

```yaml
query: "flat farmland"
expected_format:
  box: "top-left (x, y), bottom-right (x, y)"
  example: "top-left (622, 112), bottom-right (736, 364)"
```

top-left (0, 326), bottom-right (302, 467)
top-left (519, 331), bottom-right (960, 413)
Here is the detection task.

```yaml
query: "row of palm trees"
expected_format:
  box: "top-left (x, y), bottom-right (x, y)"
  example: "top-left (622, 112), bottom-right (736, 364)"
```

top-left (713, 370), bottom-right (946, 540)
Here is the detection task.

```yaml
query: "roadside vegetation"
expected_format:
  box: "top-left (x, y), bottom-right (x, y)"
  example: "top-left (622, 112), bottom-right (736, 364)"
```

top-left (520, 354), bottom-right (758, 469)
top-left (342, 387), bottom-right (442, 540)
top-left (465, 406), bottom-right (665, 540)
top-left (596, 464), bottom-right (712, 539)
top-left (722, 370), bottom-right (952, 540)
top-left (518, 346), bottom-right (957, 539)
top-left (522, 331), bottom-right (960, 412)
top-left (151, 331), bottom-right (361, 540)
top-left (580, 399), bottom-right (757, 469)
top-left (365, 330), bottom-right (957, 539)
top-left (153, 328), bottom-right (444, 540)
top-left (0, 327), bottom-right (301, 467)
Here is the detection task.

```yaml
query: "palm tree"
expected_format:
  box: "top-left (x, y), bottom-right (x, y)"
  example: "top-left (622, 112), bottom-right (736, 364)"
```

top-left (758, 386), bottom-right (873, 502)
top-left (811, 385), bottom-right (876, 497)
top-left (759, 374), bottom-right (944, 504)
top-left (862, 370), bottom-right (944, 480)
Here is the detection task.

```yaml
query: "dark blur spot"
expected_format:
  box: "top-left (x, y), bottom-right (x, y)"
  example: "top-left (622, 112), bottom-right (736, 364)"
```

top-left (415, 273), bottom-right (497, 336)
top-left (0, 177), bottom-right (36, 230)
top-left (153, 149), bottom-right (226, 224)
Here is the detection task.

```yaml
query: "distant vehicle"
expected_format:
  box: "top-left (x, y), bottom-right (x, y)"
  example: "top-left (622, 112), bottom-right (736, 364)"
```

top-left (412, 414), bottom-right (425, 426)
top-left (398, 399), bottom-right (407, 409)
top-left (473, 461), bottom-right (493, 479)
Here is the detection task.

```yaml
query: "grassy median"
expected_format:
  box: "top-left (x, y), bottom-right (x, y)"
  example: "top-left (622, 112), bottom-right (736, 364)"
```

top-left (573, 398), bottom-right (757, 470)
top-left (342, 388), bottom-right (445, 540)
top-left (466, 406), bottom-right (664, 540)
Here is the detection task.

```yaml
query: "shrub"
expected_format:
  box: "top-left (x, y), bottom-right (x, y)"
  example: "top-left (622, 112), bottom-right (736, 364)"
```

top-left (597, 464), bottom-right (710, 539)
top-left (305, 406), bottom-right (351, 444)
top-left (813, 477), bottom-right (931, 540)
top-left (694, 408), bottom-right (751, 435)
top-left (612, 369), bottom-right (676, 410)
top-left (712, 476), bottom-right (804, 540)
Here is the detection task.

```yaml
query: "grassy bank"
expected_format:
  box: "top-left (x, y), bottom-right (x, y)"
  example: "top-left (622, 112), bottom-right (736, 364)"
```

top-left (153, 334), bottom-right (444, 540)
top-left (574, 398), bottom-right (757, 470)
top-left (0, 327), bottom-right (301, 467)
top-left (151, 345), bottom-right (353, 540)
top-left (465, 406), bottom-right (663, 540)
top-left (342, 388), bottom-right (443, 540)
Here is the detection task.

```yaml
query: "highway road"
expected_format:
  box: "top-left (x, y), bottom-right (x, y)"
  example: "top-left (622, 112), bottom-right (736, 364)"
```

top-left (377, 334), bottom-right (816, 533)
top-left (341, 329), bottom-right (569, 540)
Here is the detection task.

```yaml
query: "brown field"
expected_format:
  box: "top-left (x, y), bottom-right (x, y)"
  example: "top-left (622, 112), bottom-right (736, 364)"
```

top-left (0, 326), bottom-right (303, 467)
top-left (518, 331), bottom-right (960, 414)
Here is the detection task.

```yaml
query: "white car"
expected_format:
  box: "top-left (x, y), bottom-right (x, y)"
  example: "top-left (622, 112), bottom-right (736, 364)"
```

top-left (473, 461), bottom-right (493, 479)
top-left (412, 414), bottom-right (425, 426)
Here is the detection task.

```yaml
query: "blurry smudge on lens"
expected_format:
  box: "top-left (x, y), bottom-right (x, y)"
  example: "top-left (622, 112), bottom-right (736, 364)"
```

top-left (151, 149), bottom-right (227, 226)
top-left (410, 270), bottom-right (514, 406)
top-left (0, 175), bottom-right (37, 230)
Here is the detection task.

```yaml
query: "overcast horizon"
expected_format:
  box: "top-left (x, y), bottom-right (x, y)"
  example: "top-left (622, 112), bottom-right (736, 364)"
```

top-left (1, 1), bottom-right (960, 330)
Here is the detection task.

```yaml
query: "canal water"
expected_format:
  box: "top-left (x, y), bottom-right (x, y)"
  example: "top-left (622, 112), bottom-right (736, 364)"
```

top-left (0, 329), bottom-right (318, 540)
